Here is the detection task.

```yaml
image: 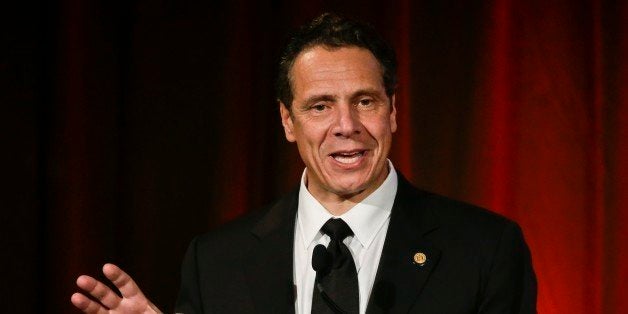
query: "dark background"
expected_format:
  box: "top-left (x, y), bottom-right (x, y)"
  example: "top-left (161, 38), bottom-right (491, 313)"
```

top-left (2, 0), bottom-right (627, 313)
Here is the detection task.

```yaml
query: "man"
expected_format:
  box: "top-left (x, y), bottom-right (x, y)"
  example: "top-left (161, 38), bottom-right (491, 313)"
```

top-left (71, 13), bottom-right (536, 313)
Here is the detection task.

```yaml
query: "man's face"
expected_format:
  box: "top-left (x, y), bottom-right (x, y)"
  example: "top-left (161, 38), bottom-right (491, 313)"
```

top-left (280, 46), bottom-right (397, 201)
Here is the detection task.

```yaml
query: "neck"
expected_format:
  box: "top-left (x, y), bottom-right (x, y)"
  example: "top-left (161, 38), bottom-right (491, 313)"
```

top-left (317, 192), bottom-right (366, 216)
top-left (305, 165), bottom-right (390, 216)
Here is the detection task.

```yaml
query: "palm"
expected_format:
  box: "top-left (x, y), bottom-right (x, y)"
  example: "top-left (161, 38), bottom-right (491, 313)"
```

top-left (71, 264), bottom-right (161, 314)
top-left (107, 295), bottom-right (152, 314)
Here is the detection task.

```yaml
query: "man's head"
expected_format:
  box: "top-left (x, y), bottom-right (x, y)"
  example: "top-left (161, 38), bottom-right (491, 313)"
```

top-left (277, 13), bottom-right (398, 209)
top-left (276, 13), bottom-right (398, 109)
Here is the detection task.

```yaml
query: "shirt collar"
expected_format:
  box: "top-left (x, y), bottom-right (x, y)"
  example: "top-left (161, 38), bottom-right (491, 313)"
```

top-left (297, 160), bottom-right (398, 250)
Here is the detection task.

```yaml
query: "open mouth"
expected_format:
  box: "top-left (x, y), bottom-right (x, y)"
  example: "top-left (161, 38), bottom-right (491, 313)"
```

top-left (330, 150), bottom-right (366, 164)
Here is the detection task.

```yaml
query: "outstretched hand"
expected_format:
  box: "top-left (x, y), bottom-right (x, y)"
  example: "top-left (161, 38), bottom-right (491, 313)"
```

top-left (71, 263), bottom-right (162, 314)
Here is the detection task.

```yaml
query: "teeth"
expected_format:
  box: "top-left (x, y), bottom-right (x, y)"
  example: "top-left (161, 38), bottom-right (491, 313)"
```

top-left (332, 152), bottom-right (363, 164)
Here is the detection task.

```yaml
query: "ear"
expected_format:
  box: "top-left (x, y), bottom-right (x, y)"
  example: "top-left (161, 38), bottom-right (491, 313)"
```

top-left (279, 102), bottom-right (296, 142)
top-left (389, 94), bottom-right (398, 133)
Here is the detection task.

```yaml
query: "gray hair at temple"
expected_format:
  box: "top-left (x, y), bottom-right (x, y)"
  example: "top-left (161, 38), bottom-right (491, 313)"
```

top-left (276, 13), bottom-right (398, 108)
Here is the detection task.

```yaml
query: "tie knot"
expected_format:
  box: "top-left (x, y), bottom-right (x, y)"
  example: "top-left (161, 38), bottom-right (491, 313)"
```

top-left (321, 218), bottom-right (353, 241)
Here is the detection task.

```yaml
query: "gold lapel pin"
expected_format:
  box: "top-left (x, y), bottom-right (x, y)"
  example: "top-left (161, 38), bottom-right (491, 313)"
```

top-left (413, 252), bottom-right (427, 266)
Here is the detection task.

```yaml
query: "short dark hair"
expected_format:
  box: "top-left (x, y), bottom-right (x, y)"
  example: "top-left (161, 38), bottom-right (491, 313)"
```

top-left (276, 13), bottom-right (398, 108)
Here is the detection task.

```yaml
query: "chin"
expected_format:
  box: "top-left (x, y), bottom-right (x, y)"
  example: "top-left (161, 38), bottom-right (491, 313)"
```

top-left (331, 188), bottom-right (366, 199)
top-left (328, 178), bottom-right (370, 197)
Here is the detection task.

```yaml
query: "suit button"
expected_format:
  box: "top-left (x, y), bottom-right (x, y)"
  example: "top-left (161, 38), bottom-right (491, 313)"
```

top-left (413, 252), bottom-right (427, 265)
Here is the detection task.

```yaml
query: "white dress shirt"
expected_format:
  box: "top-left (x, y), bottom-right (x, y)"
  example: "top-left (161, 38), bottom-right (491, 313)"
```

top-left (293, 161), bottom-right (398, 314)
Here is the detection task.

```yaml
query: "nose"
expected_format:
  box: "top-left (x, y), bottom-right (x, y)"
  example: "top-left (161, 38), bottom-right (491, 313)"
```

top-left (332, 104), bottom-right (361, 138)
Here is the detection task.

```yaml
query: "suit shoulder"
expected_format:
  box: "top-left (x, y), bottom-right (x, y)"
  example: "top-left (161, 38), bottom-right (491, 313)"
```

top-left (191, 188), bottom-right (298, 252)
top-left (408, 188), bottom-right (521, 240)
top-left (397, 176), bottom-right (516, 229)
top-left (405, 189), bottom-right (529, 265)
top-left (426, 190), bottom-right (513, 223)
top-left (192, 204), bottom-right (269, 251)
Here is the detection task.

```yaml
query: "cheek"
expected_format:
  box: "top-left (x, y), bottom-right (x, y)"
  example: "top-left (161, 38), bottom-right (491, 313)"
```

top-left (299, 121), bottom-right (330, 144)
top-left (364, 117), bottom-right (394, 142)
top-left (295, 126), bottom-right (328, 157)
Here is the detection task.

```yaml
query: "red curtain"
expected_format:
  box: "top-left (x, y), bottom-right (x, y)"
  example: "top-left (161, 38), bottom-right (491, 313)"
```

top-left (3, 0), bottom-right (626, 313)
top-left (400, 1), bottom-right (628, 312)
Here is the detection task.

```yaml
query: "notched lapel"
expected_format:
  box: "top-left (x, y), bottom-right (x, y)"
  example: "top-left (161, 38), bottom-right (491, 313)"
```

top-left (243, 190), bottom-right (298, 314)
top-left (367, 177), bottom-right (442, 314)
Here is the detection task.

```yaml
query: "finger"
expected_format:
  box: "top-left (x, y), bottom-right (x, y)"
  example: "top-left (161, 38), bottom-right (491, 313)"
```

top-left (102, 263), bottom-right (145, 299)
top-left (70, 292), bottom-right (109, 314)
top-left (76, 275), bottom-right (122, 309)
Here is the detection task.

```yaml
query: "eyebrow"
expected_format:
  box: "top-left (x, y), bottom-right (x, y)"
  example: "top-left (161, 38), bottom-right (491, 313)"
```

top-left (301, 88), bottom-right (384, 106)
top-left (350, 88), bottom-right (383, 99)
top-left (302, 94), bottom-right (336, 106)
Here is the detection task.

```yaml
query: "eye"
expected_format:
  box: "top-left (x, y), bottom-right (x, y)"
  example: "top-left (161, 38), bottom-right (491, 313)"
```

top-left (311, 104), bottom-right (327, 111)
top-left (358, 98), bottom-right (374, 107)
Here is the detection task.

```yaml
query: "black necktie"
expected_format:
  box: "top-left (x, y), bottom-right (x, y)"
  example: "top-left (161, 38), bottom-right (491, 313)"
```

top-left (311, 218), bottom-right (359, 314)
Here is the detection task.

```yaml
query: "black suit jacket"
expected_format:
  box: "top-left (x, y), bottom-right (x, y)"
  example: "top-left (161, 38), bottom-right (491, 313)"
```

top-left (175, 176), bottom-right (536, 313)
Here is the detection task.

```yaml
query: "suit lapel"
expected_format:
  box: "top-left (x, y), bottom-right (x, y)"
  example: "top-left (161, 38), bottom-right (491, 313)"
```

top-left (367, 176), bottom-right (442, 314)
top-left (243, 189), bottom-right (298, 314)
top-left (240, 176), bottom-right (440, 313)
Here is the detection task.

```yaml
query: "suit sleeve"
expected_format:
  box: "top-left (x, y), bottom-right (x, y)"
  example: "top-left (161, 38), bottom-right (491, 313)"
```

top-left (478, 222), bottom-right (537, 313)
top-left (175, 236), bottom-right (204, 314)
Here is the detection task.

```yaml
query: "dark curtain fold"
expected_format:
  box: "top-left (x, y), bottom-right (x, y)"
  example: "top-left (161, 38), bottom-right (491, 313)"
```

top-left (2, 0), bottom-right (626, 313)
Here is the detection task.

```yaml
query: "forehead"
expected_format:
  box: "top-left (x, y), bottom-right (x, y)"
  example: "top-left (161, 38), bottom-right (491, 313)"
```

top-left (290, 46), bottom-right (385, 99)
